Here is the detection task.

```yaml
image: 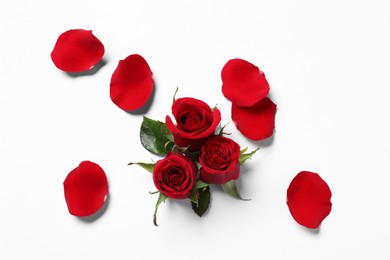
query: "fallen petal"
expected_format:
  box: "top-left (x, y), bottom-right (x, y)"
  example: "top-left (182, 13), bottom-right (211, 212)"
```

top-left (231, 97), bottom-right (276, 141)
top-left (63, 161), bottom-right (108, 217)
top-left (286, 171), bottom-right (332, 229)
top-left (110, 54), bottom-right (154, 111)
top-left (51, 29), bottom-right (104, 72)
top-left (222, 58), bottom-right (269, 107)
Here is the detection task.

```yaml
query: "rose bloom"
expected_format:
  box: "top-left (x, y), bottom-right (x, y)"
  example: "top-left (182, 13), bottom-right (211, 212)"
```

top-left (153, 152), bottom-right (197, 199)
top-left (165, 97), bottom-right (221, 151)
top-left (199, 136), bottom-right (241, 184)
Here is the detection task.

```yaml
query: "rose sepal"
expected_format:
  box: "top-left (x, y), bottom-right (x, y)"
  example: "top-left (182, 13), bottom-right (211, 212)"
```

top-left (128, 162), bottom-right (155, 173)
top-left (239, 147), bottom-right (260, 165)
top-left (153, 192), bottom-right (167, 226)
top-left (221, 180), bottom-right (250, 201)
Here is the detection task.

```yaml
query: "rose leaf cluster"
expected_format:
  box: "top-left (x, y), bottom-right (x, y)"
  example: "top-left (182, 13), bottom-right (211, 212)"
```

top-left (130, 96), bottom-right (259, 225)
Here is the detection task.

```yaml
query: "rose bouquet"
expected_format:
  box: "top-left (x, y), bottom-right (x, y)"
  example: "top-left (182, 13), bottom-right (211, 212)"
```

top-left (130, 94), bottom-right (261, 225)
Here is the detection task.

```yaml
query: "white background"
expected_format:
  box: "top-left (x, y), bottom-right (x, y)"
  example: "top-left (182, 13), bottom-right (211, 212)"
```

top-left (1, 0), bottom-right (390, 259)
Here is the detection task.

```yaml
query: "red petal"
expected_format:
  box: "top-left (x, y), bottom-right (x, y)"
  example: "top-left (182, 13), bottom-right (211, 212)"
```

top-left (110, 54), bottom-right (154, 111)
top-left (51, 29), bottom-right (104, 72)
top-left (63, 161), bottom-right (108, 217)
top-left (232, 97), bottom-right (276, 141)
top-left (287, 171), bottom-right (332, 229)
top-left (222, 58), bottom-right (269, 107)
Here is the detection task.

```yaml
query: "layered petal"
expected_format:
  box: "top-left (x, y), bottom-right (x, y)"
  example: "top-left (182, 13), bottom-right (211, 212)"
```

top-left (63, 161), bottom-right (108, 217)
top-left (222, 58), bottom-right (269, 107)
top-left (165, 97), bottom-right (221, 151)
top-left (232, 97), bottom-right (276, 141)
top-left (110, 54), bottom-right (154, 111)
top-left (286, 171), bottom-right (332, 229)
top-left (51, 29), bottom-right (104, 72)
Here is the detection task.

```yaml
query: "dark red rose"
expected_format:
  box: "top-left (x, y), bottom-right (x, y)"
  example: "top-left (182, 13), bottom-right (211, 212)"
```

top-left (287, 171), bottom-right (332, 229)
top-left (110, 54), bottom-right (154, 111)
top-left (222, 58), bottom-right (269, 107)
top-left (63, 161), bottom-right (108, 217)
top-left (199, 136), bottom-right (241, 184)
top-left (165, 97), bottom-right (221, 151)
top-left (51, 29), bottom-right (105, 72)
top-left (232, 97), bottom-right (277, 141)
top-left (153, 152), bottom-right (197, 199)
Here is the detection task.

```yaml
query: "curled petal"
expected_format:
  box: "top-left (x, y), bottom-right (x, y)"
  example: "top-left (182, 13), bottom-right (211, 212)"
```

top-left (63, 161), bottom-right (108, 217)
top-left (232, 97), bottom-right (276, 141)
top-left (222, 58), bottom-right (269, 107)
top-left (287, 171), bottom-right (332, 229)
top-left (51, 29), bottom-right (104, 72)
top-left (110, 54), bottom-right (154, 111)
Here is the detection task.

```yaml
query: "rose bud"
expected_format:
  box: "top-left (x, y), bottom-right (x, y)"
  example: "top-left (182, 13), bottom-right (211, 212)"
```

top-left (153, 152), bottom-right (197, 199)
top-left (199, 136), bottom-right (241, 184)
top-left (165, 97), bottom-right (221, 151)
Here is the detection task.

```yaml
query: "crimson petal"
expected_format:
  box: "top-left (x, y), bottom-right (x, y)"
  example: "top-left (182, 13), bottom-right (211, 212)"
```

top-left (287, 171), bottom-right (332, 229)
top-left (110, 54), bottom-right (154, 111)
top-left (232, 97), bottom-right (276, 141)
top-left (63, 161), bottom-right (108, 217)
top-left (222, 58), bottom-right (270, 107)
top-left (51, 29), bottom-right (104, 72)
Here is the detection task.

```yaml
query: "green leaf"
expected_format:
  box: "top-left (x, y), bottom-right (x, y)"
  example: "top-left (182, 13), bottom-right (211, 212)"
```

top-left (221, 180), bottom-right (250, 201)
top-left (153, 193), bottom-right (167, 226)
top-left (189, 189), bottom-right (199, 205)
top-left (140, 116), bottom-right (174, 155)
top-left (128, 162), bottom-right (155, 173)
top-left (195, 180), bottom-right (209, 189)
top-left (239, 147), bottom-right (260, 165)
top-left (191, 186), bottom-right (211, 217)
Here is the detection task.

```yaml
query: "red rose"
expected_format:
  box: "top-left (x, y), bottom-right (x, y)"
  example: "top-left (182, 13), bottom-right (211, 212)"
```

top-left (199, 136), bottom-right (241, 184)
top-left (153, 152), bottom-right (197, 199)
top-left (165, 97), bottom-right (221, 151)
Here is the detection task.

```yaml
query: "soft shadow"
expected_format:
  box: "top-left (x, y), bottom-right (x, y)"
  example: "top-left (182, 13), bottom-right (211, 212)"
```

top-left (66, 58), bottom-right (107, 77)
top-left (243, 134), bottom-right (275, 149)
top-left (299, 224), bottom-right (321, 235)
top-left (260, 134), bottom-right (275, 148)
top-left (126, 84), bottom-right (156, 115)
top-left (78, 194), bottom-right (110, 223)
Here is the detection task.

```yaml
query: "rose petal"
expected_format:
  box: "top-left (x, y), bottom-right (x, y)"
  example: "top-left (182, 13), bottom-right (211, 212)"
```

top-left (63, 161), bottom-right (108, 217)
top-left (286, 171), bottom-right (332, 229)
top-left (232, 97), bottom-right (276, 141)
top-left (51, 29), bottom-right (104, 72)
top-left (165, 97), bottom-right (221, 151)
top-left (110, 54), bottom-right (154, 111)
top-left (222, 58), bottom-right (269, 107)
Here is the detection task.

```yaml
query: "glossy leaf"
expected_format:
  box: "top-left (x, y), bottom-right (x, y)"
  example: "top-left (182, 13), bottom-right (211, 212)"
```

top-left (191, 186), bottom-right (211, 217)
top-left (140, 116), bottom-right (174, 155)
